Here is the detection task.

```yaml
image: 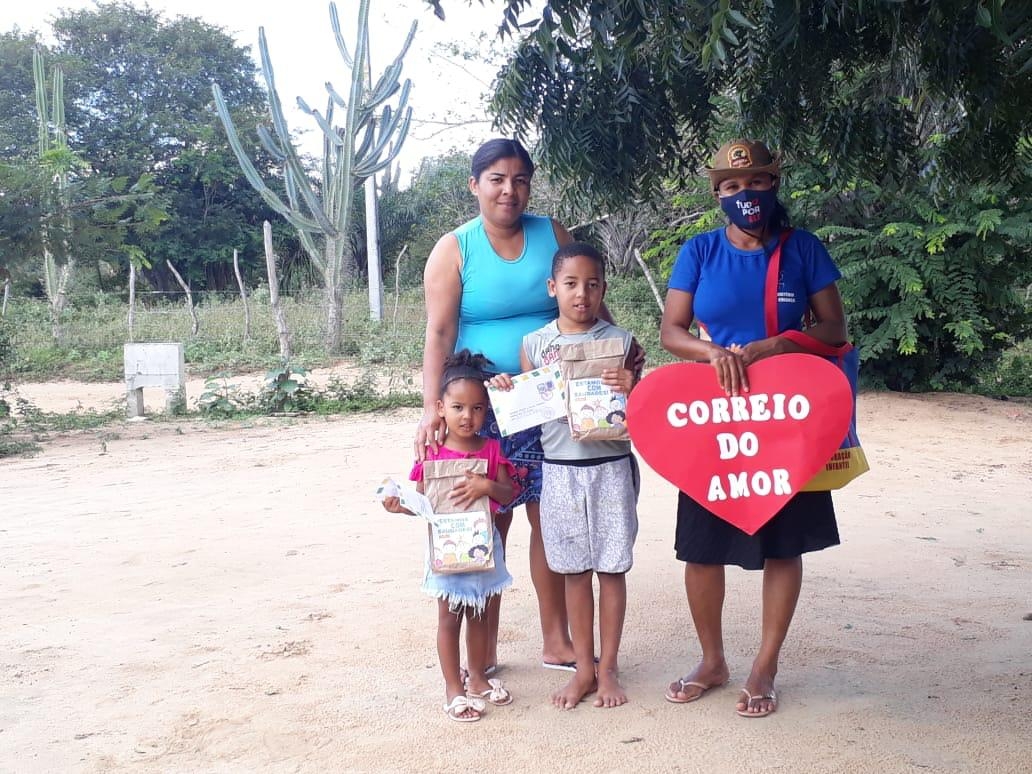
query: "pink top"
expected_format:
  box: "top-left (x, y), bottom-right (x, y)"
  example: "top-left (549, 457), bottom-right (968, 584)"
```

top-left (410, 438), bottom-right (519, 513)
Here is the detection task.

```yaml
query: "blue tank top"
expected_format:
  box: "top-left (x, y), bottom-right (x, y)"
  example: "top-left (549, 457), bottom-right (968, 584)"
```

top-left (454, 214), bottom-right (559, 374)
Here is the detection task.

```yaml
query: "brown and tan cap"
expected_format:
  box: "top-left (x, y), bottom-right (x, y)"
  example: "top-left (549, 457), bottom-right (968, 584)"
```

top-left (705, 139), bottom-right (781, 187)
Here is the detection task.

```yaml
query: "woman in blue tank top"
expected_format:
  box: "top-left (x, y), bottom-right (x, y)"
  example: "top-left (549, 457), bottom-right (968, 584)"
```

top-left (416, 139), bottom-right (580, 678)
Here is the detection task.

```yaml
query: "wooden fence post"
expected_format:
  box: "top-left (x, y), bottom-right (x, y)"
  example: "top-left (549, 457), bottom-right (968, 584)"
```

top-left (127, 261), bottom-right (136, 341)
top-left (263, 221), bottom-right (291, 360)
top-left (233, 248), bottom-right (251, 342)
top-left (166, 259), bottom-right (199, 336)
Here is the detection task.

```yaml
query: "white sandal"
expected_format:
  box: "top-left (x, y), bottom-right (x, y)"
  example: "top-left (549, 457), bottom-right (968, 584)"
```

top-left (443, 694), bottom-right (486, 722)
top-left (468, 678), bottom-right (513, 707)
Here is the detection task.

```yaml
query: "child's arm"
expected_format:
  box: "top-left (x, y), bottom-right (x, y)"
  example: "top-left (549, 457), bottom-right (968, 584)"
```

top-left (486, 464), bottom-right (515, 510)
top-left (380, 479), bottom-right (425, 516)
top-left (519, 345), bottom-right (534, 373)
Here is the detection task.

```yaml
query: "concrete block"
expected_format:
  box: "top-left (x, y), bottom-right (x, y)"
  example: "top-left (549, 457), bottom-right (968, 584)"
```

top-left (124, 343), bottom-right (186, 417)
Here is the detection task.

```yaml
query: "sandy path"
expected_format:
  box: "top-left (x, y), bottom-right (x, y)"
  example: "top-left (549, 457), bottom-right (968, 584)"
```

top-left (1, 391), bottom-right (1030, 772)
top-left (11, 362), bottom-right (417, 415)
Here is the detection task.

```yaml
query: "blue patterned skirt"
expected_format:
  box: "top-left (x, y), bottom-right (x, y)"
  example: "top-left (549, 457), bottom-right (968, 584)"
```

top-left (481, 405), bottom-right (544, 511)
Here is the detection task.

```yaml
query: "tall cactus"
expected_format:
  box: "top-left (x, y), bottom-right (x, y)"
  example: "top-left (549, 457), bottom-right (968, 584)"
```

top-left (34, 47), bottom-right (77, 342)
top-left (213, 0), bottom-right (415, 353)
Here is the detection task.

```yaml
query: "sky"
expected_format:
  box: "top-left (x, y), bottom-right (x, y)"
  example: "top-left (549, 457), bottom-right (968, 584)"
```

top-left (0, 0), bottom-right (523, 179)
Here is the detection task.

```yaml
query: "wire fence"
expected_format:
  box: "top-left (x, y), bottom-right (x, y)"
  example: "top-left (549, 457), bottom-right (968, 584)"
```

top-left (5, 288), bottom-right (428, 370)
top-left (3, 277), bottom-right (668, 377)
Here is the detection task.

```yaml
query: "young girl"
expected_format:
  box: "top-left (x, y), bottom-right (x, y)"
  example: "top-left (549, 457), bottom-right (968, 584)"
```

top-left (382, 350), bottom-right (517, 722)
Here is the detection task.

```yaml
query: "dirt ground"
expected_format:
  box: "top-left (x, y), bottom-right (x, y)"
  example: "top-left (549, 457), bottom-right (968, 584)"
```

top-left (2, 376), bottom-right (1030, 773)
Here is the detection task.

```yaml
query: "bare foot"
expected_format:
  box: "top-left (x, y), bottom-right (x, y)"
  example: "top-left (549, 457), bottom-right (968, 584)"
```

top-left (665, 660), bottom-right (730, 703)
top-left (593, 668), bottom-right (627, 708)
top-left (551, 670), bottom-right (597, 710)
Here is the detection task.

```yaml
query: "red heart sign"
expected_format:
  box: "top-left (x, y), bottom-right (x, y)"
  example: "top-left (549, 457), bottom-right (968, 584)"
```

top-left (627, 354), bottom-right (852, 535)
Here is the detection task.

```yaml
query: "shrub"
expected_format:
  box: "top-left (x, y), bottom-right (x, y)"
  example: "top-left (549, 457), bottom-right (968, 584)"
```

top-left (257, 364), bottom-right (318, 414)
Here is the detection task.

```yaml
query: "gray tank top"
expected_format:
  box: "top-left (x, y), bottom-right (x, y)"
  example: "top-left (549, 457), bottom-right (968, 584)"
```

top-left (523, 320), bottom-right (633, 461)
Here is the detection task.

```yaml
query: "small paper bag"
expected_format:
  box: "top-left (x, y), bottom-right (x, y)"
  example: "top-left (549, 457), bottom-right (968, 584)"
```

top-left (560, 338), bottom-right (629, 441)
top-left (422, 458), bottom-right (495, 574)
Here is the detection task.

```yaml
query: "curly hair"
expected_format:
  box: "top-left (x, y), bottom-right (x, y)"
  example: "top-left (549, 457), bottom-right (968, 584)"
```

top-left (440, 349), bottom-right (494, 397)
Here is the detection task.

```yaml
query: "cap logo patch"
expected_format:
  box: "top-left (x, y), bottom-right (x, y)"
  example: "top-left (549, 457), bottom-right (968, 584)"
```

top-left (727, 144), bottom-right (752, 168)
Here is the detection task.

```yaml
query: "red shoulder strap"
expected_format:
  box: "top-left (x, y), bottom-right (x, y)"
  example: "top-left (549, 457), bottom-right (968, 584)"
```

top-left (764, 228), bottom-right (853, 358)
top-left (763, 229), bottom-right (793, 338)
top-left (779, 329), bottom-right (853, 358)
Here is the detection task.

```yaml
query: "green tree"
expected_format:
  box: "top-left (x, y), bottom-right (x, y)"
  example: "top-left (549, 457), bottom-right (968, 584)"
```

top-left (0, 31), bottom-right (42, 161)
top-left (0, 160), bottom-right (44, 284)
top-left (380, 152), bottom-right (477, 286)
top-left (428, 0), bottom-right (1030, 207)
top-left (428, 0), bottom-right (1032, 391)
top-left (34, 46), bottom-right (77, 339)
top-left (797, 165), bottom-right (1032, 391)
top-left (0, 31), bottom-right (50, 286)
top-left (47, 1), bottom-right (278, 290)
top-left (371, 151), bottom-right (585, 289)
top-left (27, 46), bottom-right (165, 341)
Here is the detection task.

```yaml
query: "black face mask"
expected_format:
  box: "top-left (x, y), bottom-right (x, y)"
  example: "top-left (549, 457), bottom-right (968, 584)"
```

top-left (719, 188), bottom-right (778, 232)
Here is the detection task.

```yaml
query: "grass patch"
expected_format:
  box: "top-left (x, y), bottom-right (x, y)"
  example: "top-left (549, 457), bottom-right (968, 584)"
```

top-left (972, 338), bottom-right (1032, 400)
top-left (0, 364), bottom-right (421, 459)
top-left (196, 366), bottom-right (421, 419)
top-left (0, 385), bottom-right (124, 458)
top-left (1, 288), bottom-right (427, 382)
top-left (1, 279), bottom-right (1028, 399)
top-left (0, 431), bottom-right (40, 458)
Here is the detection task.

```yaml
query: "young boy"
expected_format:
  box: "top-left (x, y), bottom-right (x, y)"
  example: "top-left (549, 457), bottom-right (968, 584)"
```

top-left (491, 241), bottom-right (640, 709)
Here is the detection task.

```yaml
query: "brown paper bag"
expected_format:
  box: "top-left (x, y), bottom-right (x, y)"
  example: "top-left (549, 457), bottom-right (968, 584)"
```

top-left (560, 337), bottom-right (629, 442)
top-left (422, 458), bottom-right (494, 574)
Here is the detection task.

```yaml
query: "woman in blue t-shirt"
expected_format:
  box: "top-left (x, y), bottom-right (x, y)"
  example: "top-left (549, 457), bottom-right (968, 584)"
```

top-left (659, 139), bottom-right (849, 718)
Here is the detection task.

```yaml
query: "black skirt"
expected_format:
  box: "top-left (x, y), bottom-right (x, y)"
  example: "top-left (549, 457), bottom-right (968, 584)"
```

top-left (674, 490), bottom-right (840, 571)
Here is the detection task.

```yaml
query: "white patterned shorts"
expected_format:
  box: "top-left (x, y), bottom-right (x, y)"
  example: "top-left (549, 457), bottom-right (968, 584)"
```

top-left (540, 455), bottom-right (640, 574)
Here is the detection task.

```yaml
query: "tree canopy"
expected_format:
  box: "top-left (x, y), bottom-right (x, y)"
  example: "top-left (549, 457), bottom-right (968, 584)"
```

top-left (0, 31), bottom-right (41, 161)
top-left (428, 0), bottom-right (1031, 391)
top-left (0, 2), bottom-right (279, 291)
top-left (429, 0), bottom-right (1031, 206)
